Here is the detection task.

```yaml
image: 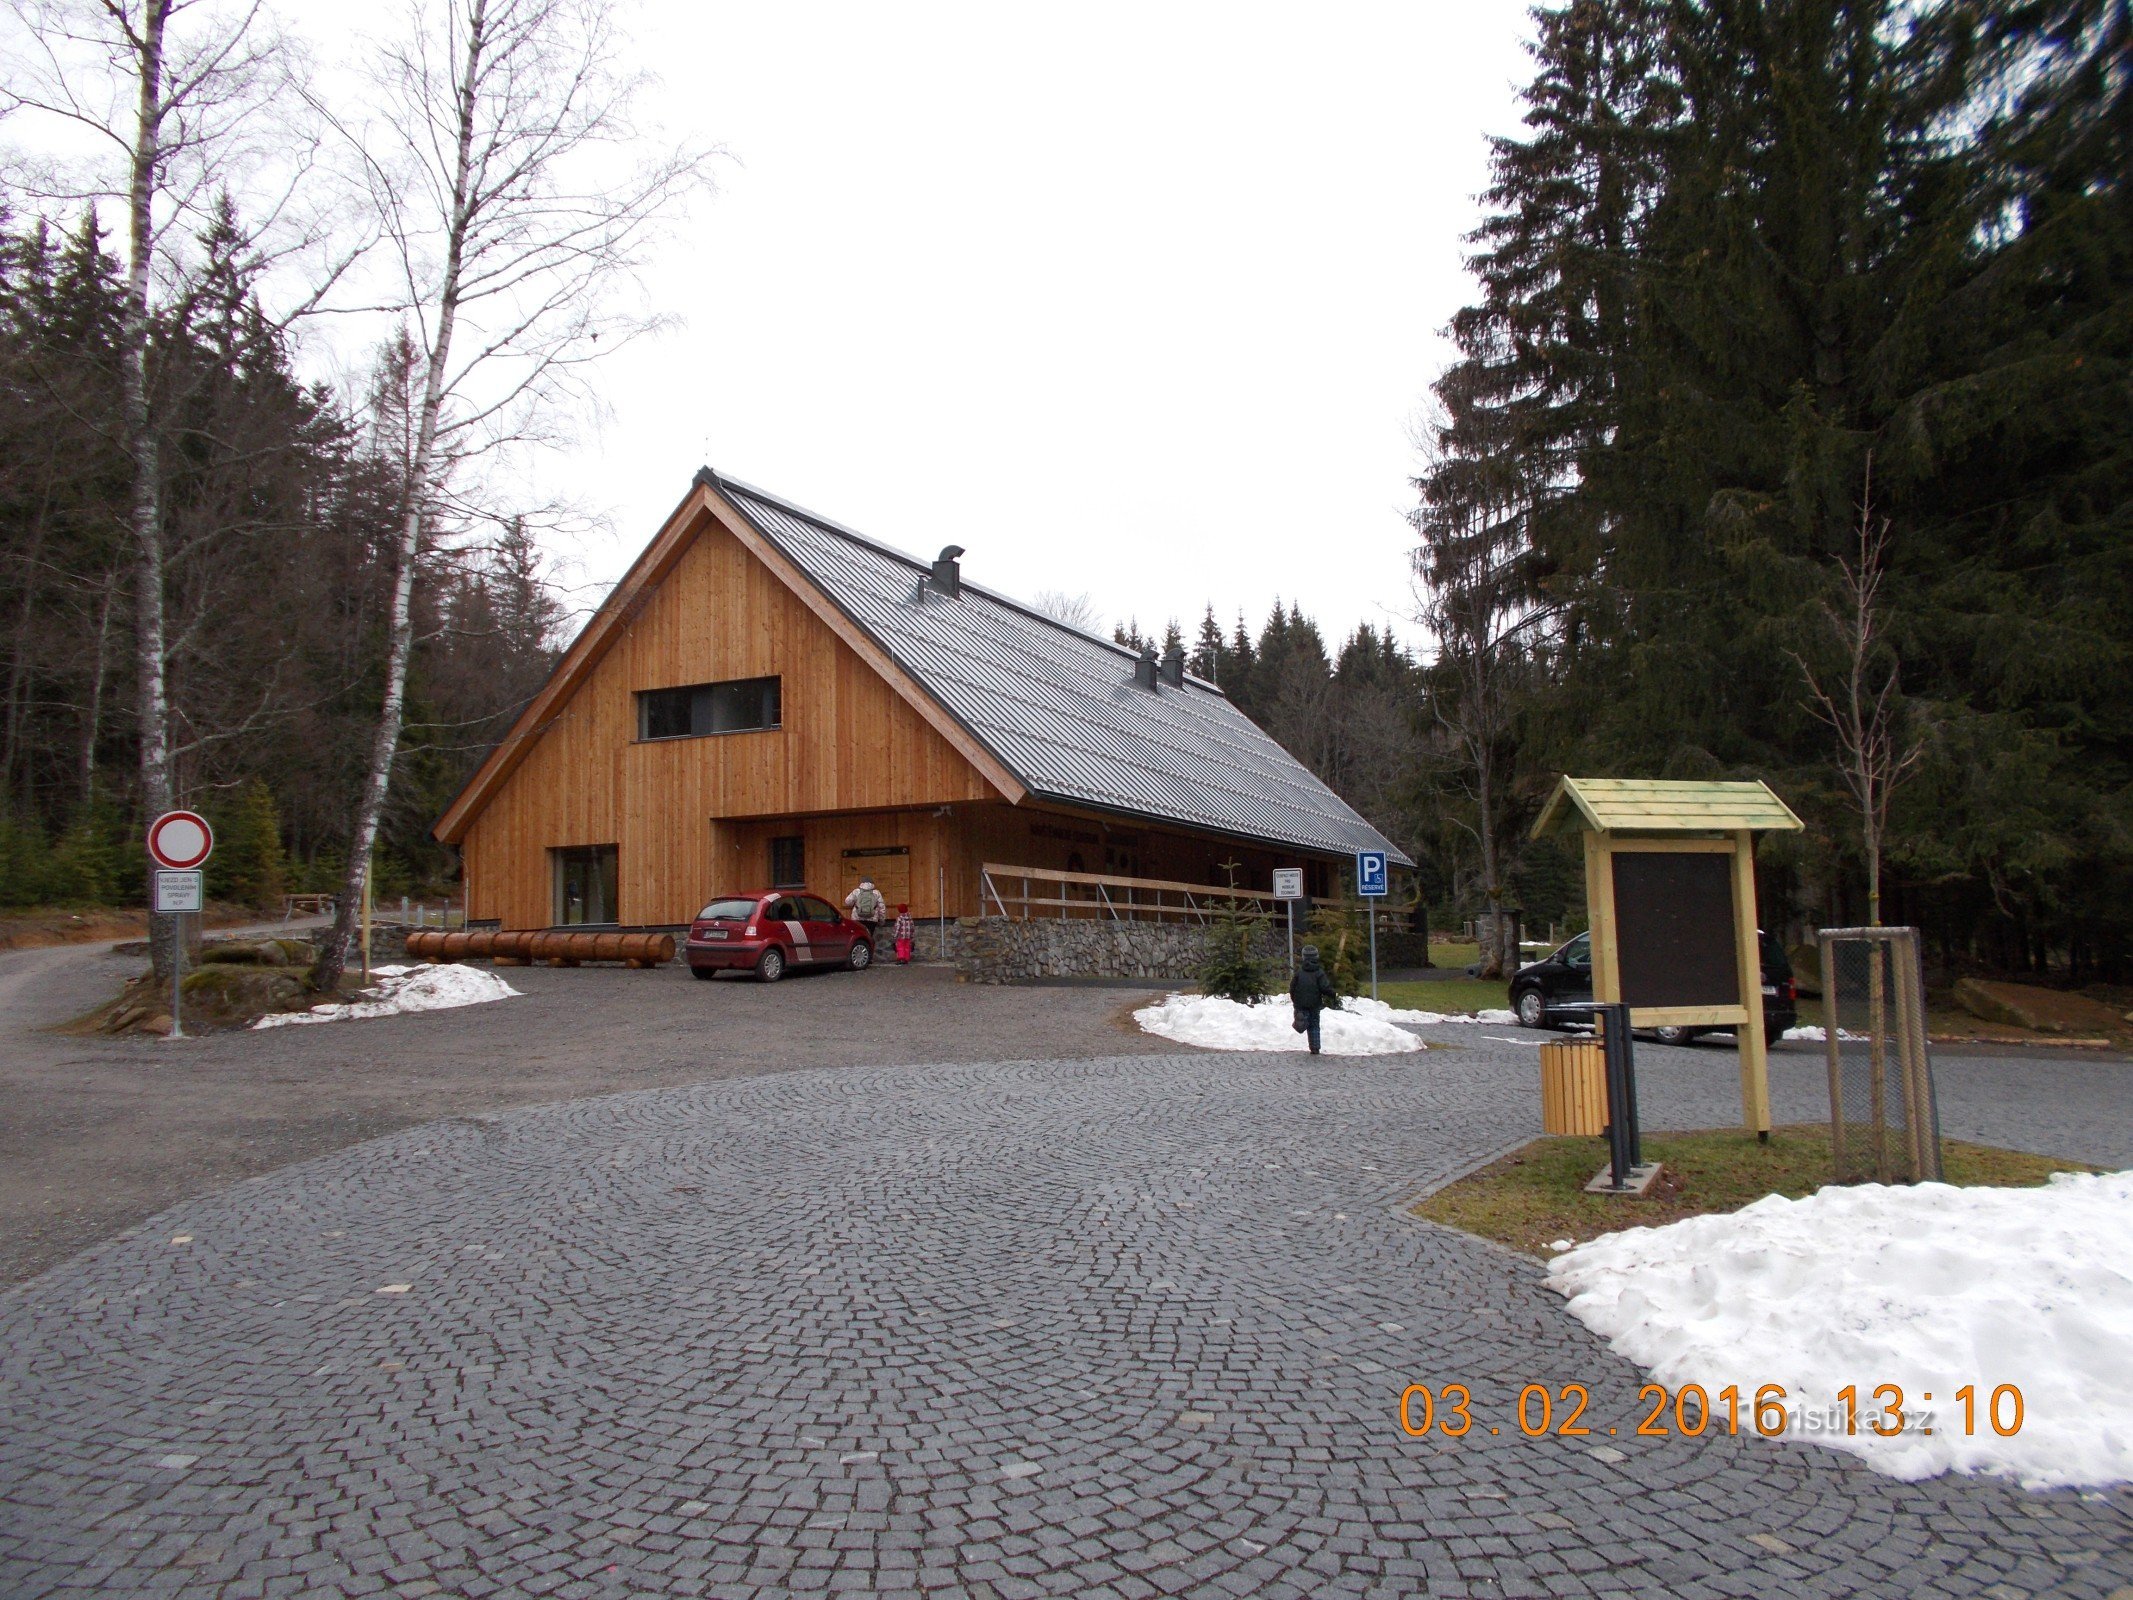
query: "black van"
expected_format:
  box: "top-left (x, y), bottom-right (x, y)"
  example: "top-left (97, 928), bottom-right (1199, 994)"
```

top-left (1508, 930), bottom-right (1798, 1045)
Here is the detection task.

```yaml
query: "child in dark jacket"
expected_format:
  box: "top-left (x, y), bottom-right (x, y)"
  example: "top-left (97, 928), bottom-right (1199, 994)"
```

top-left (893, 905), bottom-right (915, 965)
top-left (1289, 944), bottom-right (1340, 1055)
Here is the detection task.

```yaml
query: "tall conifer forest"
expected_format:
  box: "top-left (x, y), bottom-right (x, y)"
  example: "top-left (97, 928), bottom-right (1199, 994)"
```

top-left (1215, 0), bottom-right (2131, 979)
top-left (0, 213), bottom-right (563, 908)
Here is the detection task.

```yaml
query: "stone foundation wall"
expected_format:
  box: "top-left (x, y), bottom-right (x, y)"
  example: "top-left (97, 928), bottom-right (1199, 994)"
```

top-left (954, 916), bottom-right (1284, 985)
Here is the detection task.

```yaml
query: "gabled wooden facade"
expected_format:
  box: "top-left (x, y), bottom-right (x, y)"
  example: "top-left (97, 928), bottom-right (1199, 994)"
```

top-left (437, 473), bottom-right (1400, 930)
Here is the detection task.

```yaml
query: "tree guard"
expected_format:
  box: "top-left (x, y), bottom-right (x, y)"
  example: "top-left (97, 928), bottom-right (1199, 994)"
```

top-left (1533, 777), bottom-right (1805, 1134)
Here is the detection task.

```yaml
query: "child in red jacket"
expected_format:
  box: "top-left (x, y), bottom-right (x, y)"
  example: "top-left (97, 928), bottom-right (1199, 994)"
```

top-left (893, 905), bottom-right (915, 964)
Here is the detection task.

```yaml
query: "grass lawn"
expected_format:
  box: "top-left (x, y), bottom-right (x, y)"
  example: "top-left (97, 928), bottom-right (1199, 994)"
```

top-left (1376, 977), bottom-right (1513, 1016)
top-left (1414, 1125), bottom-right (2094, 1259)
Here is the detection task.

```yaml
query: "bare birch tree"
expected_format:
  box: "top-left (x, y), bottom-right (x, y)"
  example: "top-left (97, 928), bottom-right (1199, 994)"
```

top-left (309, 0), bottom-right (710, 990)
top-left (1791, 465), bottom-right (1924, 926)
top-left (2, 0), bottom-right (310, 978)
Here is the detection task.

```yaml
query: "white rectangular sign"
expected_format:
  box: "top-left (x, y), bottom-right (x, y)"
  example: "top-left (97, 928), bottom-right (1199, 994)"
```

top-left (1271, 868), bottom-right (1305, 900)
top-left (154, 870), bottom-right (204, 914)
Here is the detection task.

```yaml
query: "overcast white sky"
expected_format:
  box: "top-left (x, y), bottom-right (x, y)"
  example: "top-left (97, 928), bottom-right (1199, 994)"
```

top-left (334, 2), bottom-right (1540, 650)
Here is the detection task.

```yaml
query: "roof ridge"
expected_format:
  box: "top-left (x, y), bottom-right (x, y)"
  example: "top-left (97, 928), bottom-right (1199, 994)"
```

top-left (716, 473), bottom-right (1224, 693)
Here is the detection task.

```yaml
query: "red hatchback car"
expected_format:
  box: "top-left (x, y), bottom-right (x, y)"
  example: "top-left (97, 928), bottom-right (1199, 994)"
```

top-left (684, 890), bottom-right (873, 982)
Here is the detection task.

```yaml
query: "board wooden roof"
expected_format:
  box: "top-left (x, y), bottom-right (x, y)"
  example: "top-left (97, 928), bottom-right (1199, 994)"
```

top-left (1531, 776), bottom-right (1805, 838)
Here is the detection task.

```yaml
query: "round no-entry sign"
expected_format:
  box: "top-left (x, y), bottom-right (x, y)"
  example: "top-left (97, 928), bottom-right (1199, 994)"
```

top-left (147, 810), bottom-right (214, 871)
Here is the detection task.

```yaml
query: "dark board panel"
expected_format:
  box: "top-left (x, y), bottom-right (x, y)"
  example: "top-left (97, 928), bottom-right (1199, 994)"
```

top-left (1611, 850), bottom-right (1738, 1008)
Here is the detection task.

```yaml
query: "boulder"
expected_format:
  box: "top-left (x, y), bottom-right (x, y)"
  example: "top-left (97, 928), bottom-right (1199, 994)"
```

top-left (200, 941), bottom-right (290, 966)
top-left (181, 964), bottom-right (307, 1016)
top-left (1951, 977), bottom-right (2127, 1035)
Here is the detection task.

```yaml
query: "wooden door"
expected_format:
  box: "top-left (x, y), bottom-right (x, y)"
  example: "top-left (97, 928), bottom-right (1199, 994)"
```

top-left (840, 847), bottom-right (911, 911)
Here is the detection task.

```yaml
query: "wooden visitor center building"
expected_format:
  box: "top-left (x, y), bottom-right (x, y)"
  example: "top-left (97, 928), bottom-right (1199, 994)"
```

top-left (434, 470), bottom-right (1409, 931)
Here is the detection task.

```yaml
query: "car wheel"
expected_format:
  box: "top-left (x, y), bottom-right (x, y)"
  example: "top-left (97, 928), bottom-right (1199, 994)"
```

top-left (755, 948), bottom-right (785, 983)
top-left (1652, 1025), bottom-right (1694, 1045)
top-left (688, 965), bottom-right (718, 982)
top-left (847, 939), bottom-right (872, 971)
top-left (1515, 989), bottom-right (1547, 1029)
top-left (1765, 1020), bottom-right (1785, 1047)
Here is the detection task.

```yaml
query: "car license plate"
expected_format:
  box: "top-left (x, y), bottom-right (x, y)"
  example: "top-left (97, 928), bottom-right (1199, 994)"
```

top-left (1761, 984), bottom-right (1777, 995)
top-left (705, 930), bottom-right (728, 940)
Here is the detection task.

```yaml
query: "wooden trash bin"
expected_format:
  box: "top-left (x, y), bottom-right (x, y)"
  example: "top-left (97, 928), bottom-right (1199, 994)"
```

top-left (1539, 1039), bottom-right (1608, 1136)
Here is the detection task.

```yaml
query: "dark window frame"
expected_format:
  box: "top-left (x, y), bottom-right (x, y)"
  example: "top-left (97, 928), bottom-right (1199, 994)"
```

top-left (769, 835), bottom-right (806, 889)
top-left (636, 676), bottom-right (782, 742)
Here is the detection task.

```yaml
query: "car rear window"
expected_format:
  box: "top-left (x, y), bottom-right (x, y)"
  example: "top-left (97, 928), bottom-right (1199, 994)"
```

top-left (697, 899), bottom-right (761, 922)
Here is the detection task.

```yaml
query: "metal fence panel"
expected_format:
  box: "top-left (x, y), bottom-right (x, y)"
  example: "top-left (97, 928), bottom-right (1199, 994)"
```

top-left (1819, 926), bottom-right (1943, 1183)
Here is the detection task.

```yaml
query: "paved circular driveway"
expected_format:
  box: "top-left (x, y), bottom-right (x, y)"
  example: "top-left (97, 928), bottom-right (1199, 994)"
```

top-left (1, 1052), bottom-right (2127, 1599)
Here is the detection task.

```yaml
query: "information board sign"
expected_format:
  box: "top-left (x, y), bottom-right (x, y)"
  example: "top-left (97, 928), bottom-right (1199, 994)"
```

top-left (154, 870), bottom-right (204, 914)
top-left (1271, 868), bottom-right (1304, 900)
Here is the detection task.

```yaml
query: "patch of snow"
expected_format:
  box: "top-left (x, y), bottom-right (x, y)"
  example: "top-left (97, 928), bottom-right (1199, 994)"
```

top-left (1133, 994), bottom-right (1425, 1055)
top-left (253, 963), bottom-right (521, 1029)
top-left (1389, 1006), bottom-right (1521, 1026)
top-left (1547, 1171), bottom-right (2133, 1488)
top-left (1782, 1024), bottom-right (1868, 1043)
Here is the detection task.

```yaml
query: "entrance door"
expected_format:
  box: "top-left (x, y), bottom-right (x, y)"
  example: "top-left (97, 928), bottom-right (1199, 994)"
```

top-left (840, 847), bottom-right (910, 913)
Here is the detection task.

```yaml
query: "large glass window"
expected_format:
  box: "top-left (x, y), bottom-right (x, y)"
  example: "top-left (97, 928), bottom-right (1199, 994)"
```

top-left (552, 845), bottom-right (618, 926)
top-left (637, 676), bottom-right (781, 741)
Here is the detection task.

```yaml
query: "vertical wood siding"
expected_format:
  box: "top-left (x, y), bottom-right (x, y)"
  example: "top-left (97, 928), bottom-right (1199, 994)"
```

top-left (459, 520), bottom-right (998, 928)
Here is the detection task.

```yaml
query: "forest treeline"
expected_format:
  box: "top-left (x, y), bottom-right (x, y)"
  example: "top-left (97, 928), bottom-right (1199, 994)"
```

top-left (0, 210), bottom-right (561, 907)
top-left (0, 0), bottom-right (701, 987)
top-left (4, 0), bottom-right (2126, 989)
top-left (1149, 0), bottom-right (2131, 980)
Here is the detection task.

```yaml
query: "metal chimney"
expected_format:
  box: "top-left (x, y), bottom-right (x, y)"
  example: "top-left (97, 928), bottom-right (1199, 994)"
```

top-left (1134, 644), bottom-right (1160, 691)
top-left (930, 545), bottom-right (965, 599)
top-left (1160, 640), bottom-right (1185, 687)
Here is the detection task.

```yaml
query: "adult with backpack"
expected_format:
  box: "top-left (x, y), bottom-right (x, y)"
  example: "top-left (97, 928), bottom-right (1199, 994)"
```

top-left (843, 877), bottom-right (887, 962)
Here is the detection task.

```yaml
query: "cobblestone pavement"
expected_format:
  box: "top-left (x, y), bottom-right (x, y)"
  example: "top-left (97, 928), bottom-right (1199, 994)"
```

top-left (2, 1051), bottom-right (2127, 1599)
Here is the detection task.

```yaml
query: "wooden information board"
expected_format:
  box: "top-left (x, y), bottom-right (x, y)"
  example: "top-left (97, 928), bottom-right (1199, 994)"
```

top-left (1611, 850), bottom-right (1739, 1009)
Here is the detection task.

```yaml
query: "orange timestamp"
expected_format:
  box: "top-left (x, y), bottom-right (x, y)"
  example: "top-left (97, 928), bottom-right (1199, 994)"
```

top-left (1398, 1382), bottom-right (2027, 1440)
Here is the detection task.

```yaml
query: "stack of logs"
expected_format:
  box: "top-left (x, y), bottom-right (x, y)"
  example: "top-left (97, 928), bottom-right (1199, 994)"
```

top-left (403, 929), bottom-right (675, 968)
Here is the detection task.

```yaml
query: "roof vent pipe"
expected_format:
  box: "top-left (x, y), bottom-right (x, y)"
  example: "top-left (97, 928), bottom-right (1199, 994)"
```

top-left (1134, 644), bottom-right (1160, 691)
top-left (930, 545), bottom-right (965, 599)
top-left (1160, 640), bottom-right (1185, 688)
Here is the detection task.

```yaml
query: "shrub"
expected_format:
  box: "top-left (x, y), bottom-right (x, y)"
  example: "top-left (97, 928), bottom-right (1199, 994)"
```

top-left (207, 781), bottom-right (287, 909)
top-left (1198, 866), bottom-right (1274, 1003)
top-left (1304, 895), bottom-right (1366, 996)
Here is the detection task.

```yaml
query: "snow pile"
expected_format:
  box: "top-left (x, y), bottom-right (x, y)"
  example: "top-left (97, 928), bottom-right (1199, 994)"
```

top-left (1782, 1024), bottom-right (1868, 1043)
top-left (254, 963), bottom-right (521, 1029)
top-left (1133, 994), bottom-right (1424, 1054)
top-left (1393, 1006), bottom-right (1521, 1026)
top-left (1548, 1171), bottom-right (2133, 1487)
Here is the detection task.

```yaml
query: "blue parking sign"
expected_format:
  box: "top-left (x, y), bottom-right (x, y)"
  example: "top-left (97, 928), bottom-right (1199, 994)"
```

top-left (1356, 850), bottom-right (1388, 898)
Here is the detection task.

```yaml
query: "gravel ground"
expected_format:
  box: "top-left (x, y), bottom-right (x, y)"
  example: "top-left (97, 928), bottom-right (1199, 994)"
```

top-left (0, 948), bottom-right (1172, 1288)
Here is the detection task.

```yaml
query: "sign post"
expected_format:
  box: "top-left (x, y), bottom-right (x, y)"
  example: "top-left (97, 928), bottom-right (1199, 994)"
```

top-left (1356, 849), bottom-right (1388, 1001)
top-left (1272, 867), bottom-right (1304, 970)
top-left (146, 810), bottom-right (214, 1040)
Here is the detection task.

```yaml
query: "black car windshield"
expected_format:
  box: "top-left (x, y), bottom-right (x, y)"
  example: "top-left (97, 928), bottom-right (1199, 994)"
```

top-left (697, 899), bottom-right (760, 922)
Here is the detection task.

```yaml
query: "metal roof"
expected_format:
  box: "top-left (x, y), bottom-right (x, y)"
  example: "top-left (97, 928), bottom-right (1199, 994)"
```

top-left (1532, 776), bottom-right (1805, 838)
top-left (718, 477), bottom-right (1413, 866)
